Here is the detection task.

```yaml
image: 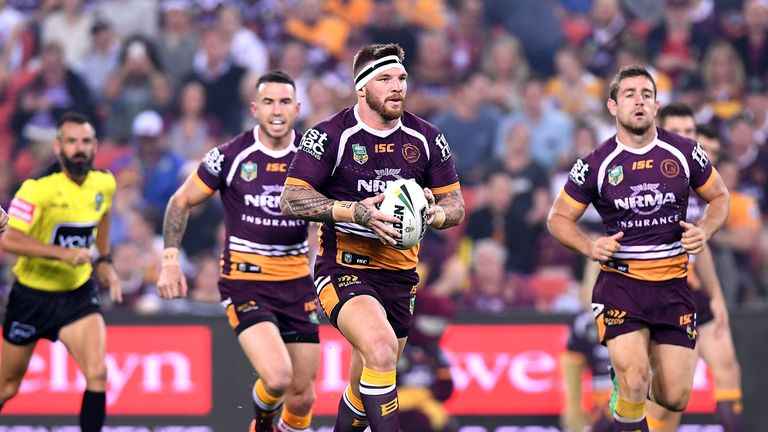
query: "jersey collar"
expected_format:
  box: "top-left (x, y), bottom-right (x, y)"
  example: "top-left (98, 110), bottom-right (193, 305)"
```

top-left (252, 126), bottom-right (296, 158)
top-left (353, 104), bottom-right (402, 137)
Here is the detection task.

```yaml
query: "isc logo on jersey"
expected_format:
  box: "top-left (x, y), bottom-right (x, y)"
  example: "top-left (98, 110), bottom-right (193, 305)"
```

top-left (299, 129), bottom-right (329, 159)
top-left (53, 224), bottom-right (96, 249)
top-left (379, 179), bottom-right (428, 250)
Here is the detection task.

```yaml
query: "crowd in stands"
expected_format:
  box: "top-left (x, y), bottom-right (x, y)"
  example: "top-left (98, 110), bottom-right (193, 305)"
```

top-left (1, 0), bottom-right (767, 314)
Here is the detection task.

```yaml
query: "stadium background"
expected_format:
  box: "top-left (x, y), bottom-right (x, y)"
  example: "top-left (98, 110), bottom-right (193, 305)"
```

top-left (1, 0), bottom-right (768, 430)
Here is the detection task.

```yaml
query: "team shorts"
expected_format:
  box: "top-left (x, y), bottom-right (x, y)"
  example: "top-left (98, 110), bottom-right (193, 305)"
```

top-left (3, 279), bottom-right (101, 346)
top-left (692, 288), bottom-right (714, 326)
top-left (592, 271), bottom-right (697, 349)
top-left (313, 261), bottom-right (419, 339)
top-left (220, 277), bottom-right (319, 343)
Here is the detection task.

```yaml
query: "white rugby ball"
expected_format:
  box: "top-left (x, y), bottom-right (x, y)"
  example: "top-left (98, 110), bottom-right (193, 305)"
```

top-left (379, 179), bottom-right (429, 250)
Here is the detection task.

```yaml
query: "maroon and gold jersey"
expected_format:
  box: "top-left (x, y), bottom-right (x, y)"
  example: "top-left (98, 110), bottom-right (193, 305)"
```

top-left (194, 127), bottom-right (309, 281)
top-left (562, 128), bottom-right (716, 282)
top-left (285, 105), bottom-right (460, 271)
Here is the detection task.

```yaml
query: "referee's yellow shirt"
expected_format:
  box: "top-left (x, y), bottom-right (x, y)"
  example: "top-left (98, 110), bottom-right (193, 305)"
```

top-left (7, 164), bottom-right (116, 292)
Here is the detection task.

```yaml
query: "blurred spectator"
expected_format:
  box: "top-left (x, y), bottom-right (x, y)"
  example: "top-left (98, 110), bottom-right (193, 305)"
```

top-left (701, 40), bottom-right (745, 120)
top-left (710, 158), bottom-right (764, 304)
top-left (445, 0), bottom-right (485, 77)
top-left (482, 34), bottom-right (529, 112)
top-left (185, 255), bottom-right (225, 316)
top-left (11, 42), bottom-right (95, 152)
top-left (41, 0), bottom-right (93, 70)
top-left (104, 37), bottom-right (171, 142)
top-left (217, 4), bottom-right (268, 77)
top-left (0, 60), bottom-right (34, 159)
top-left (365, 0), bottom-right (418, 70)
top-left (107, 240), bottom-right (156, 311)
top-left (111, 110), bottom-right (184, 213)
top-left (545, 45), bottom-right (605, 120)
top-left (744, 75), bottom-right (768, 144)
top-left (181, 197), bottom-right (223, 261)
top-left (80, 18), bottom-right (120, 103)
top-left (483, 0), bottom-right (564, 75)
top-left (464, 170), bottom-right (542, 274)
top-left (0, 0), bottom-right (25, 71)
top-left (732, 0), bottom-right (768, 79)
top-left (166, 80), bottom-right (221, 163)
top-left (156, 0), bottom-right (199, 91)
top-left (495, 77), bottom-right (574, 172)
top-left (620, 0), bottom-right (664, 25)
top-left (284, 0), bottom-right (350, 62)
top-left (185, 28), bottom-right (247, 137)
top-left (299, 77), bottom-right (340, 132)
top-left (275, 40), bottom-right (312, 123)
top-left (394, 0), bottom-right (448, 30)
top-left (406, 30), bottom-right (455, 118)
top-left (398, 290), bottom-right (457, 432)
top-left (727, 114), bottom-right (768, 216)
top-left (676, 71), bottom-right (716, 127)
top-left (94, 0), bottom-right (158, 39)
top-left (581, 0), bottom-right (632, 77)
top-left (460, 238), bottom-right (537, 312)
top-left (326, 0), bottom-right (373, 27)
top-left (431, 70), bottom-right (500, 186)
top-left (495, 122), bottom-right (551, 231)
top-left (647, 0), bottom-right (711, 81)
top-left (108, 168), bottom-right (148, 245)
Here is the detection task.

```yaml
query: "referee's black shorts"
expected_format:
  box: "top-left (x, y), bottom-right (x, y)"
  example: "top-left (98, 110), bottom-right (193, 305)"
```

top-left (3, 279), bottom-right (101, 345)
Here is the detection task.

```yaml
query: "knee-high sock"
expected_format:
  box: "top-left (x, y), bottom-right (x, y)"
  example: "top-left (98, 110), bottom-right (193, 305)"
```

top-left (613, 397), bottom-right (648, 432)
top-left (80, 390), bottom-right (106, 432)
top-left (253, 379), bottom-right (283, 432)
top-left (715, 389), bottom-right (743, 432)
top-left (334, 385), bottom-right (368, 432)
top-left (359, 367), bottom-right (399, 432)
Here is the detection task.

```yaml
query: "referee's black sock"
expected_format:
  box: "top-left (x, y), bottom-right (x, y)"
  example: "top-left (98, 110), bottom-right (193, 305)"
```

top-left (80, 390), bottom-right (105, 432)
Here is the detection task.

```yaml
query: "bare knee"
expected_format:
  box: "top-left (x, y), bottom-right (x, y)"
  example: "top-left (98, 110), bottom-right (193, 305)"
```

top-left (361, 336), bottom-right (398, 370)
top-left (83, 361), bottom-right (108, 390)
top-left (619, 367), bottom-right (650, 399)
top-left (655, 387), bottom-right (691, 412)
top-left (0, 380), bottom-right (22, 403)
top-left (260, 365), bottom-right (294, 395)
top-left (285, 384), bottom-right (316, 415)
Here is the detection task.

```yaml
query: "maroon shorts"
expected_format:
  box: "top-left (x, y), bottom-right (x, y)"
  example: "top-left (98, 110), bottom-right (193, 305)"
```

top-left (219, 277), bottom-right (319, 343)
top-left (692, 288), bottom-right (714, 326)
top-left (314, 261), bottom-right (419, 339)
top-left (592, 271), bottom-right (697, 349)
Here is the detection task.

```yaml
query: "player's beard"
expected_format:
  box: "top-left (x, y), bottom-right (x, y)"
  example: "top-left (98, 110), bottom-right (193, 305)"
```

top-left (60, 152), bottom-right (93, 178)
top-left (619, 115), bottom-right (653, 137)
top-left (365, 88), bottom-right (404, 121)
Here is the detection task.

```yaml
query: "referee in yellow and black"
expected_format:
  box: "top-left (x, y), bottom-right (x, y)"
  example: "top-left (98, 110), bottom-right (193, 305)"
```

top-left (0, 111), bottom-right (122, 430)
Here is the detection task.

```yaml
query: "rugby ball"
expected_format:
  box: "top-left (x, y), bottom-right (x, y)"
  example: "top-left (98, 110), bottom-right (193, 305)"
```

top-left (379, 179), bottom-right (429, 250)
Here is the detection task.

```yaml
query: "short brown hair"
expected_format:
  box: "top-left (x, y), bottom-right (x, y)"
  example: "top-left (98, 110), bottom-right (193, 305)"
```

top-left (352, 43), bottom-right (405, 77)
top-left (609, 65), bottom-right (657, 101)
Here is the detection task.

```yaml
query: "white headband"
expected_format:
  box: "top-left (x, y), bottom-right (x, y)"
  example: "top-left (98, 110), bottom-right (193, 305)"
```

top-left (354, 55), bottom-right (406, 91)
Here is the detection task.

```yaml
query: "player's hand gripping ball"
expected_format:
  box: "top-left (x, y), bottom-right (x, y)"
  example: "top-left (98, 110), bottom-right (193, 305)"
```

top-left (378, 179), bottom-right (429, 250)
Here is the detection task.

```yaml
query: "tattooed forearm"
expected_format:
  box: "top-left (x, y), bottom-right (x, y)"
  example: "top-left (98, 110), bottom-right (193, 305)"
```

top-left (434, 190), bottom-right (465, 229)
top-left (163, 200), bottom-right (190, 248)
top-left (280, 185), bottom-right (336, 223)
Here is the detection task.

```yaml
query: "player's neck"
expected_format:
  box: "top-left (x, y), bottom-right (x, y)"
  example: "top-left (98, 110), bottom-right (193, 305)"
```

top-left (357, 103), bottom-right (399, 130)
top-left (63, 170), bottom-right (88, 185)
top-left (616, 126), bottom-right (656, 149)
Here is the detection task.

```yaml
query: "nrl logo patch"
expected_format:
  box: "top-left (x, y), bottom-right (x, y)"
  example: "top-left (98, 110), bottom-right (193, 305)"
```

top-left (608, 165), bottom-right (623, 186)
top-left (352, 144), bottom-right (368, 165)
top-left (240, 162), bottom-right (258, 182)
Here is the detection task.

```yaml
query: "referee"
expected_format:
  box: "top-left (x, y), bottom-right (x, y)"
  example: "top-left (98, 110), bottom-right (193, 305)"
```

top-left (0, 112), bottom-right (121, 431)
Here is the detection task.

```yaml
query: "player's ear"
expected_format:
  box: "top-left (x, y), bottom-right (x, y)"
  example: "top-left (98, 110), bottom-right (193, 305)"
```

top-left (357, 87), bottom-right (366, 98)
top-left (607, 98), bottom-right (618, 116)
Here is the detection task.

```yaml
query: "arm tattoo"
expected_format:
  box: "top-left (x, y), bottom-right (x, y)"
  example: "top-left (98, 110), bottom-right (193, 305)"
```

top-left (434, 189), bottom-right (465, 229)
top-left (163, 201), bottom-right (190, 248)
top-left (280, 185), bottom-right (336, 223)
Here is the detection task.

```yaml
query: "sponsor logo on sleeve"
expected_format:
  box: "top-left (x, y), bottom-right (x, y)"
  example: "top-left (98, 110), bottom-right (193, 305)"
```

top-left (8, 198), bottom-right (35, 223)
top-left (299, 128), bottom-right (329, 159)
top-left (202, 147), bottom-right (225, 176)
top-left (692, 142), bottom-right (709, 170)
top-left (568, 159), bottom-right (589, 186)
top-left (435, 133), bottom-right (451, 161)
